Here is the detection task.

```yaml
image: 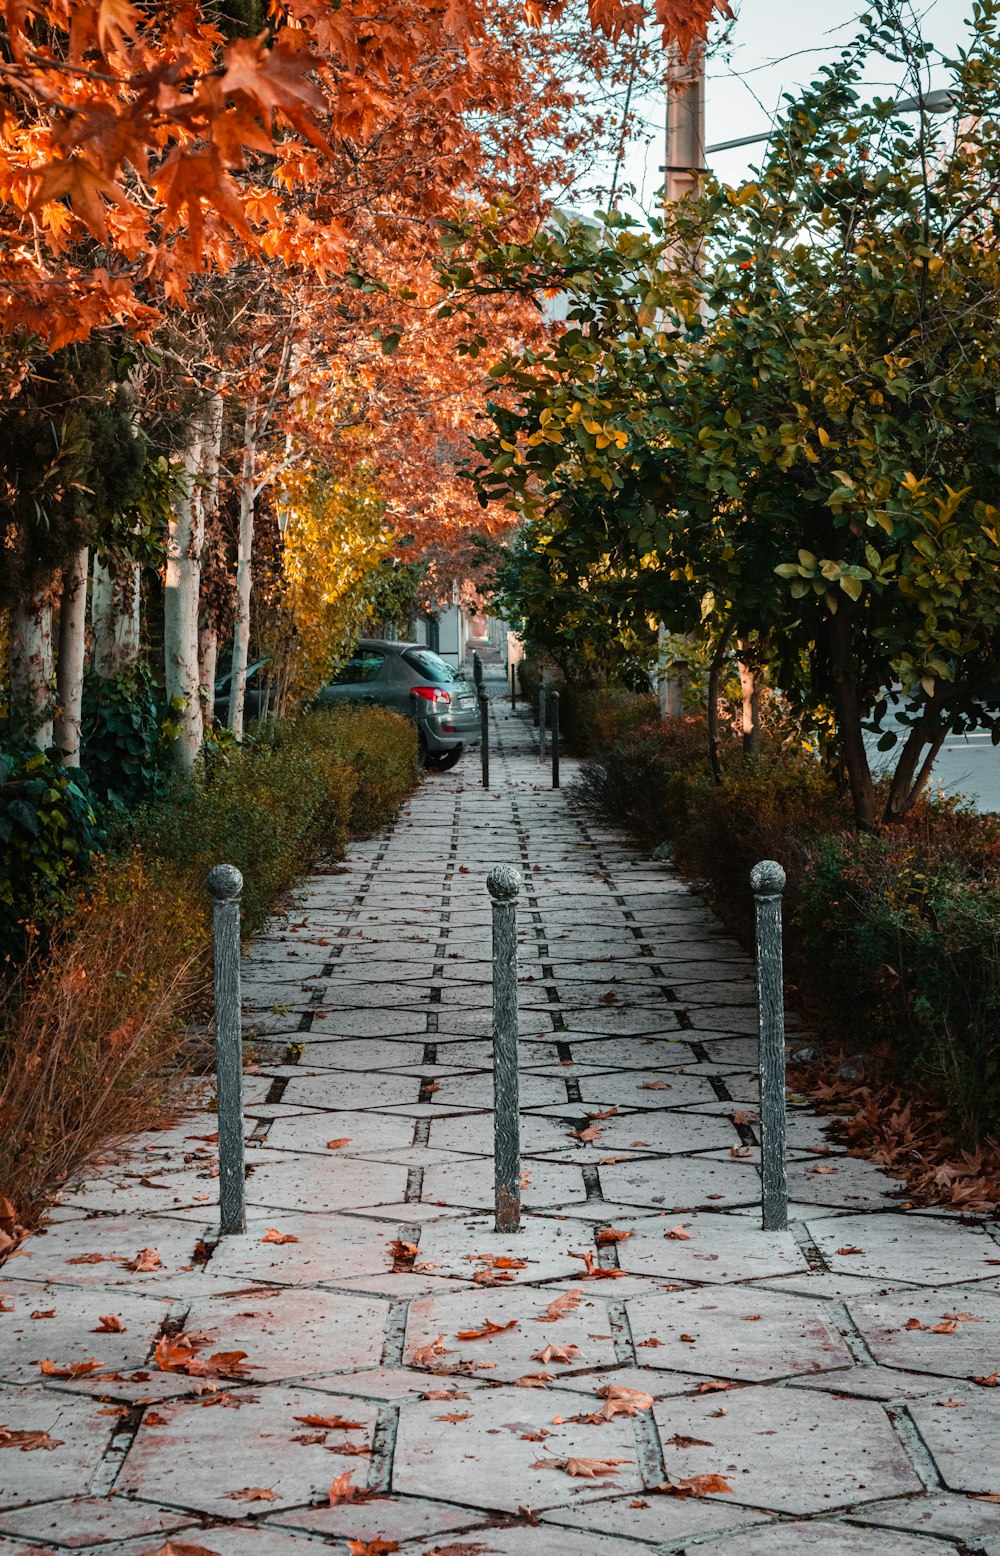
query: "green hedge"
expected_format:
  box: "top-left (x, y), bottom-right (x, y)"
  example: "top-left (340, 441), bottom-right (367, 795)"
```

top-left (516, 661), bottom-right (657, 756)
top-left (572, 717), bottom-right (1000, 1143)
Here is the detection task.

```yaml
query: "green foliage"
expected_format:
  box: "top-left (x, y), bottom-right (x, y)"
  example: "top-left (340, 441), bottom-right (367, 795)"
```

top-left (798, 831), bottom-right (1000, 1142)
top-left (80, 664), bottom-right (174, 811)
top-left (0, 743), bottom-right (103, 963)
top-left (557, 684), bottom-right (658, 756)
top-left (449, 2), bottom-right (1000, 829)
top-left (0, 342), bottom-right (149, 606)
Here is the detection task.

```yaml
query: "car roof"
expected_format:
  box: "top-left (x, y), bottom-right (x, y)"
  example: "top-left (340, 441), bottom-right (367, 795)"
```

top-left (357, 639), bottom-right (417, 651)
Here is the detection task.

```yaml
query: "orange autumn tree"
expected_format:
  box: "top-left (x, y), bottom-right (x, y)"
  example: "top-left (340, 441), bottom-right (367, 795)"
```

top-left (0, 0), bottom-right (732, 345)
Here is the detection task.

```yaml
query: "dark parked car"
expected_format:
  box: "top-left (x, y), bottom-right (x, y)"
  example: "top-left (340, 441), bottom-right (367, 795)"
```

top-left (315, 640), bottom-right (480, 770)
top-left (214, 660), bottom-right (273, 727)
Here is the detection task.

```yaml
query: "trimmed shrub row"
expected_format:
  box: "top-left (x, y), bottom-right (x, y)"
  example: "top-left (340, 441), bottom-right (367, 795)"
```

top-left (572, 718), bottom-right (1000, 1145)
top-left (0, 704), bottom-right (419, 1223)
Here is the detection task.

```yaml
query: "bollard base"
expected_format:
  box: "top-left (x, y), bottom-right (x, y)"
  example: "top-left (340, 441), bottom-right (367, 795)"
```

top-left (495, 1186), bottom-right (521, 1234)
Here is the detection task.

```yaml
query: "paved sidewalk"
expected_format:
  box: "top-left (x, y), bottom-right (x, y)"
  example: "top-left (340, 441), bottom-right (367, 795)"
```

top-left (2, 678), bottom-right (999, 1555)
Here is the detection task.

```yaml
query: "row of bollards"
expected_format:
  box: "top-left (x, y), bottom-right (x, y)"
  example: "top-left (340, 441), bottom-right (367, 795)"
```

top-left (207, 854), bottom-right (788, 1239)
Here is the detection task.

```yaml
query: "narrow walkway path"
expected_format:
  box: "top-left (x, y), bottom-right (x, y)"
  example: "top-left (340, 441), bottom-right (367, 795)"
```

top-left (1, 679), bottom-right (999, 1555)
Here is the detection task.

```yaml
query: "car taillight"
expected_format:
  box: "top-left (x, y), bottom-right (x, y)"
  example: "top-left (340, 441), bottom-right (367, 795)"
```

top-left (411, 685), bottom-right (451, 707)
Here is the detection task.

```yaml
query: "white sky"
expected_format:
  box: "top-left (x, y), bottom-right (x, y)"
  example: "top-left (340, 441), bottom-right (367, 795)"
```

top-left (613, 0), bottom-right (976, 211)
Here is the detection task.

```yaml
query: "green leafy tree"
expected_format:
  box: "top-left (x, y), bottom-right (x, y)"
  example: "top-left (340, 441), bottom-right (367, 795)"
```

top-left (450, 0), bottom-right (1000, 828)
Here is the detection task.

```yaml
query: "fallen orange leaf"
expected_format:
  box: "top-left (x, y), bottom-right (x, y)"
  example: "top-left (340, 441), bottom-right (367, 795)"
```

top-left (328, 1470), bottom-right (360, 1505)
top-left (534, 1289), bottom-right (582, 1321)
top-left (656, 1474), bottom-right (733, 1497)
top-left (261, 1228), bottom-right (298, 1245)
top-left (533, 1455), bottom-right (630, 1478)
top-left (225, 1487), bottom-right (277, 1501)
top-left (456, 1319), bottom-right (518, 1341)
top-left (532, 1344), bottom-right (580, 1365)
top-left (327, 1138), bottom-right (352, 1150)
top-left (94, 1315), bottom-right (125, 1333)
top-left (597, 1384), bottom-right (653, 1418)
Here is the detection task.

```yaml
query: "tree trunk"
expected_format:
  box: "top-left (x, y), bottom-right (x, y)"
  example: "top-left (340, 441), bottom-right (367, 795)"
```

top-left (9, 588), bottom-right (55, 749)
top-left (229, 400), bottom-right (258, 740)
top-left (54, 546), bottom-right (88, 766)
top-left (164, 425), bottom-right (206, 776)
top-left (197, 391), bottom-right (225, 731)
top-left (707, 622), bottom-right (734, 785)
top-left (657, 620), bottom-right (687, 719)
top-left (883, 712), bottom-right (947, 822)
top-left (737, 654), bottom-right (761, 757)
top-left (91, 556), bottom-right (140, 679)
top-left (825, 604), bottom-right (877, 831)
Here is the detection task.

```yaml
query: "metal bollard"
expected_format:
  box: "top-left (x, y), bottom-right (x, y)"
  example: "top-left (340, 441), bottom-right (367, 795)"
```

top-left (480, 690), bottom-right (490, 788)
top-left (206, 864), bottom-right (247, 1235)
top-left (751, 860), bottom-right (788, 1231)
top-left (538, 684), bottom-right (546, 759)
top-left (473, 651), bottom-right (483, 691)
top-left (488, 865), bottom-right (522, 1233)
top-left (550, 690), bottom-right (560, 789)
top-left (510, 662), bottom-right (517, 712)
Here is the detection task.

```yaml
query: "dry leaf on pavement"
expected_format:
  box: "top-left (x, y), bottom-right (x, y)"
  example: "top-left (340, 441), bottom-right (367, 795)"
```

top-left (327, 1138), bottom-right (352, 1150)
top-left (261, 1228), bottom-right (298, 1245)
top-left (531, 1344), bottom-right (580, 1365)
top-left (695, 1381), bottom-right (733, 1393)
top-left (534, 1290), bottom-right (582, 1321)
top-left (411, 1333), bottom-right (449, 1366)
top-left (39, 1357), bottom-right (103, 1378)
top-left (328, 1470), bottom-right (360, 1505)
top-left (294, 1413), bottom-right (364, 1431)
top-left (664, 1225), bottom-right (691, 1241)
top-left (225, 1487), bottom-right (277, 1502)
top-left (656, 1474), bottom-right (733, 1497)
top-left (94, 1315), bottom-right (125, 1333)
top-left (0, 1427), bottom-right (63, 1451)
top-left (596, 1385), bottom-right (654, 1418)
top-left (595, 1228), bottom-right (633, 1246)
top-left (347, 1541), bottom-right (400, 1556)
top-left (126, 1248), bottom-right (162, 1271)
top-left (533, 1456), bottom-right (630, 1478)
top-left (456, 1319), bottom-right (518, 1341)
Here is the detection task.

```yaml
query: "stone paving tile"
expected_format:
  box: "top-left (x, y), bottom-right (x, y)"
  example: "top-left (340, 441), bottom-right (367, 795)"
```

top-left (403, 1285), bottom-right (621, 1381)
top-left (0, 1283), bottom-right (171, 1388)
top-left (597, 1157), bottom-right (762, 1212)
top-left (279, 1070), bottom-right (421, 1108)
top-left (0, 1495), bottom-right (187, 1549)
top-left (626, 1284), bottom-right (852, 1380)
top-left (117, 1386), bottom-right (378, 1515)
top-left (615, 1210), bottom-right (808, 1283)
top-left (415, 1214), bottom-right (603, 1283)
top-left (807, 1213), bottom-right (1000, 1286)
top-left (179, 1286), bottom-right (388, 1379)
top-left (84, 1522), bottom-right (337, 1553)
top-left (204, 1212), bottom-right (396, 1284)
top-left (847, 1285), bottom-right (1000, 1380)
top-left (267, 1492), bottom-right (482, 1544)
top-left (393, 1384), bottom-right (643, 1510)
top-left (686, 1524), bottom-right (959, 1553)
top-left (652, 1384), bottom-right (923, 1512)
top-left (263, 1108), bottom-right (415, 1156)
top-left (0, 1387), bottom-right (115, 1508)
top-left (0, 1214), bottom-right (214, 1294)
top-left (908, 1395), bottom-right (999, 1494)
top-left (578, 1112), bottom-right (741, 1156)
top-left (846, 1490), bottom-right (1000, 1544)
top-left (421, 1157), bottom-right (589, 1208)
top-left (240, 1150), bottom-right (409, 1213)
top-left (542, 1494), bottom-right (774, 1546)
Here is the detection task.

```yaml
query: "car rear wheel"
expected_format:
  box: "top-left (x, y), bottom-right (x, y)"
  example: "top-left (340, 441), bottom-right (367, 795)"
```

top-left (419, 733), bottom-right (462, 772)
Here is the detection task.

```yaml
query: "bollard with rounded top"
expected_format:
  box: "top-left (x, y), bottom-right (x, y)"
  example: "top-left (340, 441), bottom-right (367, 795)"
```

top-left (550, 690), bottom-right (560, 789)
top-left (511, 662), bottom-right (517, 712)
top-left (751, 859), bottom-right (788, 1231)
top-left (206, 864), bottom-right (247, 1235)
top-left (538, 684), bottom-right (546, 760)
top-left (473, 651), bottom-right (483, 691)
top-left (480, 690), bottom-right (490, 789)
top-left (488, 864), bottom-right (522, 1233)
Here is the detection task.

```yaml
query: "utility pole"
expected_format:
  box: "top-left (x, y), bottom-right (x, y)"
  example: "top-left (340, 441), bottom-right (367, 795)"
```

top-left (657, 42), bottom-right (706, 719)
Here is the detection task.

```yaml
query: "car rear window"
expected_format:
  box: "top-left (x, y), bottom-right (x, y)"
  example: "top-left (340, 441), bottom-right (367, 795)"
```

top-left (402, 649), bottom-right (457, 685)
top-left (332, 650), bottom-right (385, 685)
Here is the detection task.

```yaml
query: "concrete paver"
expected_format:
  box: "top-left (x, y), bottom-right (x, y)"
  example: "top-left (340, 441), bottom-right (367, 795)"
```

top-left (1, 672), bottom-right (997, 1547)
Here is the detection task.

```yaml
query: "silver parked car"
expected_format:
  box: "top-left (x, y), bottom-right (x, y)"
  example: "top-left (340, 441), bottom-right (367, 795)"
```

top-left (315, 640), bottom-right (480, 771)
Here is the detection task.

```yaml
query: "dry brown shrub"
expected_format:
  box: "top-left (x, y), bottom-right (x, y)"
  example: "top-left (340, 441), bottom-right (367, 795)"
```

top-left (0, 852), bottom-right (207, 1226)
